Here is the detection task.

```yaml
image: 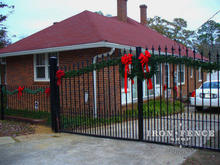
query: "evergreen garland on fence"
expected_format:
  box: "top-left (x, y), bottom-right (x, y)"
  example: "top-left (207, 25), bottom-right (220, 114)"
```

top-left (2, 54), bottom-right (219, 96)
top-left (2, 86), bottom-right (48, 95)
top-left (64, 54), bottom-right (220, 80)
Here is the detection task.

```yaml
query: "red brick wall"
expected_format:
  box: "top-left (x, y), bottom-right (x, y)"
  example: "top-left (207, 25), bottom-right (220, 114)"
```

top-left (4, 47), bottom-right (112, 113)
top-left (6, 55), bottom-right (33, 86)
top-left (5, 47), bottom-right (112, 86)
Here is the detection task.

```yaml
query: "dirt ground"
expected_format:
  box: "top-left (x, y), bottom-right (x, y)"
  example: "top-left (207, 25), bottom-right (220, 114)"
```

top-left (0, 120), bottom-right (52, 137)
top-left (33, 125), bottom-right (53, 134)
top-left (182, 149), bottom-right (220, 165)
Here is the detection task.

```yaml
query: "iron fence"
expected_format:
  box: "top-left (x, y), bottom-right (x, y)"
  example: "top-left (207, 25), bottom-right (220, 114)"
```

top-left (48, 46), bottom-right (220, 151)
top-left (0, 85), bottom-right (50, 119)
top-left (0, 45), bottom-right (219, 151)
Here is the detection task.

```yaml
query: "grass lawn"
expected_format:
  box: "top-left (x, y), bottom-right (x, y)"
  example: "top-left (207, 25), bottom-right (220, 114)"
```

top-left (3, 99), bottom-right (184, 129)
top-left (4, 109), bottom-right (51, 125)
top-left (61, 99), bottom-right (184, 129)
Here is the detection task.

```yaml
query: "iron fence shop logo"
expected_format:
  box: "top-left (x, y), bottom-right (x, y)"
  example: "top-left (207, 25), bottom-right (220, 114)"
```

top-left (146, 130), bottom-right (215, 142)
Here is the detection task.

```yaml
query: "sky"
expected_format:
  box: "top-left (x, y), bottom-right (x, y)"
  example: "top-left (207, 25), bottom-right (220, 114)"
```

top-left (2, 0), bottom-right (220, 43)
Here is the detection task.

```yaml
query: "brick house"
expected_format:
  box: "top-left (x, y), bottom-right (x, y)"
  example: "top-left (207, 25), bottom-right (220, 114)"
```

top-left (0, 0), bottom-right (205, 114)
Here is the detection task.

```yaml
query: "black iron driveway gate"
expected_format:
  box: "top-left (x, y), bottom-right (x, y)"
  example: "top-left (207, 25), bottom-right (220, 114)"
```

top-left (49, 46), bottom-right (220, 151)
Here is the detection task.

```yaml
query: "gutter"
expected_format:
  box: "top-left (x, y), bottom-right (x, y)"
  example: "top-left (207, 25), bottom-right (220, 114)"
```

top-left (93, 48), bottom-right (115, 118)
top-left (0, 41), bottom-right (134, 57)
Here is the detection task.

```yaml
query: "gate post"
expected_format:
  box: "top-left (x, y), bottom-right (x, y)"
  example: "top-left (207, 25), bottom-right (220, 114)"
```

top-left (0, 84), bottom-right (4, 120)
top-left (49, 57), bottom-right (60, 133)
top-left (136, 47), bottom-right (144, 141)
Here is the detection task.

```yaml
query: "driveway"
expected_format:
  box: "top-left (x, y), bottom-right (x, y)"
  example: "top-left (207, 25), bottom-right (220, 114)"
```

top-left (0, 133), bottom-right (195, 165)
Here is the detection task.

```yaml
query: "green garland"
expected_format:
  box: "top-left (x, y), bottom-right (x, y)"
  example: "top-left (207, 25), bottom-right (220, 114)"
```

top-left (2, 86), bottom-right (48, 95)
top-left (64, 54), bottom-right (220, 80)
top-left (64, 58), bottom-right (121, 78)
top-left (2, 54), bottom-right (219, 96)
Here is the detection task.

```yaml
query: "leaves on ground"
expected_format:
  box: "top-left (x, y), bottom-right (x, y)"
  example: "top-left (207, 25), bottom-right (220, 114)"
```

top-left (0, 120), bottom-right (35, 137)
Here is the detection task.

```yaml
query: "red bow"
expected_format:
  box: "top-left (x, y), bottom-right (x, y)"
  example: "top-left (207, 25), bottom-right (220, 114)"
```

top-left (138, 50), bottom-right (153, 90)
top-left (56, 70), bottom-right (65, 86)
top-left (163, 85), bottom-right (167, 91)
top-left (45, 88), bottom-right (50, 97)
top-left (174, 86), bottom-right (178, 96)
top-left (121, 54), bottom-right (133, 93)
top-left (18, 86), bottom-right (24, 97)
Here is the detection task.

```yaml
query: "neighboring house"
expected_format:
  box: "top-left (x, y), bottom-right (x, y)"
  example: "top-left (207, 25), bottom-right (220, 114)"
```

top-left (207, 41), bottom-right (220, 81)
top-left (0, 0), bottom-right (206, 112)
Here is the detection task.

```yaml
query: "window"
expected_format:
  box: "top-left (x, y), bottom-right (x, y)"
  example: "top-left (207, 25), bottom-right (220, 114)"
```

top-left (177, 64), bottom-right (185, 84)
top-left (121, 77), bottom-right (128, 90)
top-left (132, 77), bottom-right (137, 99)
top-left (201, 82), bottom-right (220, 89)
top-left (198, 67), bottom-right (202, 81)
top-left (143, 80), bottom-right (153, 97)
top-left (155, 64), bottom-right (162, 86)
top-left (164, 64), bottom-right (170, 87)
top-left (34, 52), bottom-right (58, 81)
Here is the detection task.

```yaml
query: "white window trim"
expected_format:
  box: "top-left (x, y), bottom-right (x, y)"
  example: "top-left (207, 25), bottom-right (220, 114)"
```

top-left (177, 64), bottom-right (185, 85)
top-left (33, 52), bottom-right (59, 82)
top-left (198, 67), bottom-right (202, 82)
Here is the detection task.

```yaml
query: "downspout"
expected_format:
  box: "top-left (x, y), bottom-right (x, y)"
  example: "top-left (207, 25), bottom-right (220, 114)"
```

top-left (93, 48), bottom-right (115, 118)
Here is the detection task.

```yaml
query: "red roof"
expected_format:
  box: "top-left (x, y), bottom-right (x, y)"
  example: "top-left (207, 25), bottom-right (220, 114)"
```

top-left (0, 10), bottom-right (201, 59)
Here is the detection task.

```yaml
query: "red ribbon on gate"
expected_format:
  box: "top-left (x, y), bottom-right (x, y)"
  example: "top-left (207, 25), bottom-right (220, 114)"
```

top-left (174, 86), bottom-right (178, 96)
top-left (45, 88), bottom-right (50, 97)
top-left (163, 85), bottom-right (167, 91)
top-left (138, 50), bottom-right (153, 90)
top-left (56, 70), bottom-right (65, 86)
top-left (121, 54), bottom-right (133, 93)
top-left (18, 86), bottom-right (24, 97)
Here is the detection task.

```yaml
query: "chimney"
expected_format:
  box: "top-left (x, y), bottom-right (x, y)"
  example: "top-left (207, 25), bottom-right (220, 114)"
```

top-left (140, 5), bottom-right (147, 26)
top-left (117, 0), bottom-right (128, 22)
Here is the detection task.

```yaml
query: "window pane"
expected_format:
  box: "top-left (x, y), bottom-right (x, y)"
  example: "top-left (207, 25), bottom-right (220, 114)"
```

top-left (48, 66), bottom-right (50, 78)
top-left (121, 77), bottom-right (124, 89)
top-left (144, 80), bottom-right (153, 96)
top-left (36, 67), bottom-right (45, 78)
top-left (36, 54), bottom-right (45, 65)
top-left (165, 65), bottom-right (169, 86)
top-left (177, 65), bottom-right (185, 83)
top-left (199, 68), bottom-right (202, 80)
top-left (181, 65), bottom-right (184, 70)
top-left (156, 71), bottom-right (160, 85)
top-left (132, 78), bottom-right (137, 99)
top-left (200, 82), bottom-right (219, 89)
top-left (181, 71), bottom-right (184, 83)
top-left (178, 72), bottom-right (180, 83)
